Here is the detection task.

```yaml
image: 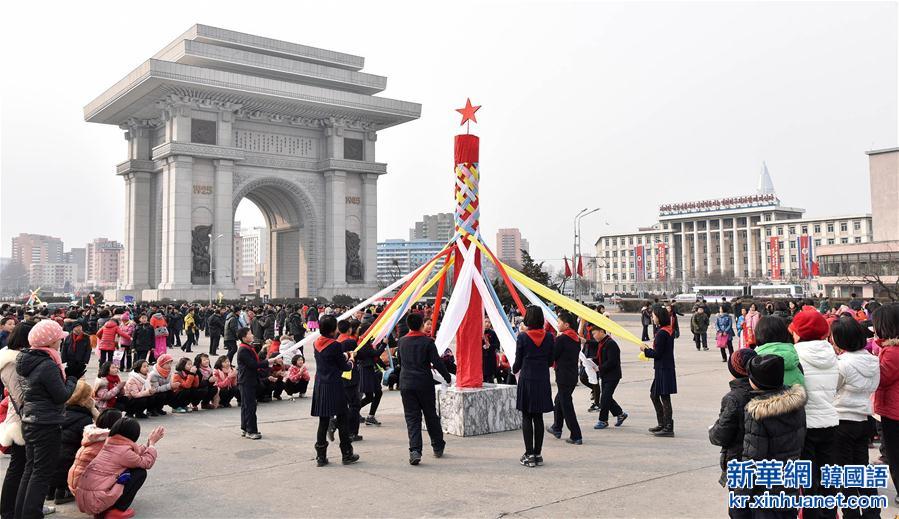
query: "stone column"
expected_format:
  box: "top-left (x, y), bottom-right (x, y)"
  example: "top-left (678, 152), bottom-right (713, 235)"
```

top-left (761, 231), bottom-right (770, 277)
top-left (705, 222), bottom-right (713, 276)
top-left (123, 171), bottom-right (152, 290)
top-left (364, 131), bottom-right (377, 161)
top-left (733, 225), bottom-right (742, 279)
top-left (159, 155), bottom-right (193, 290)
top-left (718, 219), bottom-right (726, 276)
top-left (324, 170), bottom-right (347, 288)
top-left (693, 228), bottom-right (701, 281)
top-left (324, 119), bottom-right (344, 159)
top-left (214, 159), bottom-right (235, 289)
top-left (747, 228), bottom-right (756, 278)
top-left (680, 228), bottom-right (688, 283)
top-left (361, 173), bottom-right (378, 285)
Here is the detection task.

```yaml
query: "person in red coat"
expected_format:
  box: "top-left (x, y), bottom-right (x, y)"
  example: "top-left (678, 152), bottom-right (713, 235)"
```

top-left (873, 303), bottom-right (899, 501)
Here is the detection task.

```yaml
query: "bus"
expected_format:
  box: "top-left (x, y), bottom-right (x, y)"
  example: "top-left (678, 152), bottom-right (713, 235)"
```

top-left (750, 284), bottom-right (804, 299)
top-left (693, 286), bottom-right (749, 303)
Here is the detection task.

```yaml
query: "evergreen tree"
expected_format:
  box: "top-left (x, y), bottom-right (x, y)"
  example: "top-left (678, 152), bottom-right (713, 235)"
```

top-left (519, 249), bottom-right (551, 287)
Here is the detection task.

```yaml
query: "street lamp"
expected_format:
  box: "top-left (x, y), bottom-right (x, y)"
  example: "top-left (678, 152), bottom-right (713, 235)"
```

top-left (208, 233), bottom-right (224, 305)
top-left (574, 207), bottom-right (600, 300)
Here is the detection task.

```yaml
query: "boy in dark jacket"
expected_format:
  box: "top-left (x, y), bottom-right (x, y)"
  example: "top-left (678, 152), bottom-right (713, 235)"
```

top-left (548, 312), bottom-right (583, 444)
top-left (708, 348), bottom-right (757, 490)
top-left (739, 355), bottom-right (807, 518)
top-left (397, 313), bottom-right (451, 465)
top-left (593, 327), bottom-right (628, 429)
top-left (132, 314), bottom-right (155, 364)
top-left (236, 327), bottom-right (272, 440)
top-left (60, 324), bottom-right (91, 376)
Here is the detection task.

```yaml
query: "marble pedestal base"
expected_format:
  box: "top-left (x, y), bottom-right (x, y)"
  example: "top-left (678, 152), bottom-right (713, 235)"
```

top-left (437, 383), bottom-right (521, 437)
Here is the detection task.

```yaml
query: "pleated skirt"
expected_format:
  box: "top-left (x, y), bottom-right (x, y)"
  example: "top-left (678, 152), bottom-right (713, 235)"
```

top-left (311, 380), bottom-right (347, 417)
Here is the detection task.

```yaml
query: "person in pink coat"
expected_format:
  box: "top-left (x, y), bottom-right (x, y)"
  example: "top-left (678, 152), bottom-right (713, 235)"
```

top-left (96, 320), bottom-right (131, 368)
top-left (75, 417), bottom-right (165, 519)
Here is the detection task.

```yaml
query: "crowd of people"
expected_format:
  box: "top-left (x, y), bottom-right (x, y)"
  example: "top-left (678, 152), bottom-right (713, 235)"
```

top-left (703, 295), bottom-right (896, 518)
top-left (3, 293), bottom-right (899, 518)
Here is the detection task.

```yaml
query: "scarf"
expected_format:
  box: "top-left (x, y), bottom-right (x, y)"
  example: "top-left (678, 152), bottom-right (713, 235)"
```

top-left (314, 336), bottom-right (337, 352)
top-left (154, 362), bottom-right (171, 379)
top-left (33, 346), bottom-right (65, 380)
top-left (130, 371), bottom-right (147, 390)
top-left (105, 374), bottom-right (121, 406)
top-left (525, 329), bottom-right (547, 347)
top-left (561, 329), bottom-right (580, 344)
top-left (337, 334), bottom-right (353, 343)
top-left (405, 331), bottom-right (427, 338)
top-left (239, 341), bottom-right (260, 362)
top-left (198, 366), bottom-right (213, 380)
top-left (658, 325), bottom-right (674, 337)
top-left (69, 333), bottom-right (85, 354)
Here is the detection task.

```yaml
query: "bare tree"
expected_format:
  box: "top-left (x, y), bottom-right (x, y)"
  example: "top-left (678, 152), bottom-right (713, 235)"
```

top-left (858, 273), bottom-right (899, 301)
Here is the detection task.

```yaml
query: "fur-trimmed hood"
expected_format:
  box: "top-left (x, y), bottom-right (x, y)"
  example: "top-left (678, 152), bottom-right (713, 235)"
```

top-left (746, 385), bottom-right (807, 421)
top-left (80, 424), bottom-right (110, 446)
top-left (0, 347), bottom-right (20, 373)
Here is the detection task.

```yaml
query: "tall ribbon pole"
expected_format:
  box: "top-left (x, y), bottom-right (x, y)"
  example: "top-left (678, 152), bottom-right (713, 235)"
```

top-left (453, 98), bottom-right (484, 388)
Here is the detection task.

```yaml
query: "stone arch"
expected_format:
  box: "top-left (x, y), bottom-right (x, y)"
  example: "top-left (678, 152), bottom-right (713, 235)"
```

top-left (232, 176), bottom-right (320, 298)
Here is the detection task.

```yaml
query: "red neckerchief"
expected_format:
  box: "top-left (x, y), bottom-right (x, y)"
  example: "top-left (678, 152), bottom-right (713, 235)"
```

top-left (525, 329), bottom-right (547, 346)
top-left (405, 331), bottom-right (427, 338)
top-left (561, 329), bottom-right (580, 343)
top-left (658, 325), bottom-right (674, 336)
top-left (70, 333), bottom-right (84, 353)
top-left (239, 341), bottom-right (259, 362)
top-left (314, 336), bottom-right (337, 352)
top-left (337, 334), bottom-right (353, 343)
top-left (595, 335), bottom-right (610, 365)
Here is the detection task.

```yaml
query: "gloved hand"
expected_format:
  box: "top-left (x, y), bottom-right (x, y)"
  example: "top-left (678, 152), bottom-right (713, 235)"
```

top-left (64, 363), bottom-right (86, 380)
top-left (116, 470), bottom-right (131, 485)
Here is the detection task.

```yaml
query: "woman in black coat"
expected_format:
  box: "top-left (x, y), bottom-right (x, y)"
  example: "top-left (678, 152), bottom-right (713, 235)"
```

top-left (512, 306), bottom-right (554, 468)
top-left (15, 320), bottom-right (80, 519)
top-left (641, 305), bottom-right (677, 438)
top-left (311, 315), bottom-right (358, 467)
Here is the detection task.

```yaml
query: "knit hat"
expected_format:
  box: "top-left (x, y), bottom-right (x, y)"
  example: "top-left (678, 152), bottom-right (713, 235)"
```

top-left (728, 349), bottom-right (757, 379)
top-left (788, 309), bottom-right (830, 341)
top-left (155, 353), bottom-right (174, 368)
top-left (27, 319), bottom-right (68, 348)
top-left (747, 354), bottom-right (785, 390)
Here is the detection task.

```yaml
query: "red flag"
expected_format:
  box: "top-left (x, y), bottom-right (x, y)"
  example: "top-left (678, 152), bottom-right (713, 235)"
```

top-left (812, 261), bottom-right (820, 277)
top-left (564, 257), bottom-right (572, 278)
top-left (577, 255), bottom-right (584, 277)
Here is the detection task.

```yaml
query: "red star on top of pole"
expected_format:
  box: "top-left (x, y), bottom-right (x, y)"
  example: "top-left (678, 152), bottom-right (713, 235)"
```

top-left (456, 98), bottom-right (481, 128)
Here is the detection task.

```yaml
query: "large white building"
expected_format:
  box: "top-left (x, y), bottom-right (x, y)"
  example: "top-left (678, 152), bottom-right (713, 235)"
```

top-left (377, 239), bottom-right (445, 285)
top-left (237, 227), bottom-right (269, 295)
top-left (28, 263), bottom-right (77, 291)
top-left (595, 164), bottom-right (873, 294)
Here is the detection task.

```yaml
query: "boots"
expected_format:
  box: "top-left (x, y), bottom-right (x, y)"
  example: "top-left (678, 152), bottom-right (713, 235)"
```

top-left (653, 421), bottom-right (674, 437)
top-left (315, 442), bottom-right (329, 467)
top-left (54, 487), bottom-right (74, 505)
top-left (648, 424), bottom-right (664, 433)
top-left (341, 443), bottom-right (360, 465)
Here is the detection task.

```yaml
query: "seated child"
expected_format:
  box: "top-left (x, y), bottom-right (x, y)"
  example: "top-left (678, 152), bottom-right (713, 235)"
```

top-left (284, 354), bottom-right (310, 399)
top-left (93, 361), bottom-right (126, 412)
top-left (193, 353), bottom-right (217, 410)
top-left (122, 360), bottom-right (153, 419)
top-left (67, 409), bottom-right (122, 495)
top-left (147, 354), bottom-right (176, 416)
top-left (75, 417), bottom-right (165, 518)
top-left (213, 356), bottom-right (239, 408)
top-left (172, 358), bottom-right (201, 413)
top-left (51, 380), bottom-right (97, 505)
top-left (269, 356), bottom-right (286, 401)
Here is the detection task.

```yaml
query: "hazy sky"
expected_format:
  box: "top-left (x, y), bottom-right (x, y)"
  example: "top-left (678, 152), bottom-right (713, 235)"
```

top-left (1, 0), bottom-right (896, 271)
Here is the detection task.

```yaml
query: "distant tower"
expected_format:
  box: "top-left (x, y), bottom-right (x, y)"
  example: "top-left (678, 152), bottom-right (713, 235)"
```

top-left (757, 161), bottom-right (775, 195)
